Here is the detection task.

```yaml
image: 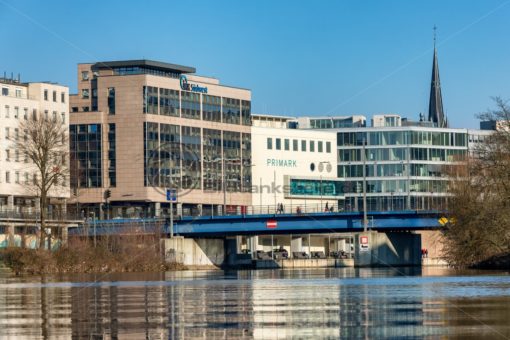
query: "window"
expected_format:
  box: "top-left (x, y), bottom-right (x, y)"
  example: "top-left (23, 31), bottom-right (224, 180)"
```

top-left (14, 107), bottom-right (19, 119)
top-left (61, 113), bottom-right (66, 123)
top-left (82, 106), bottom-right (89, 112)
top-left (318, 141), bottom-right (323, 152)
top-left (6, 149), bottom-right (10, 161)
top-left (15, 89), bottom-right (22, 98)
top-left (107, 87), bottom-right (115, 114)
top-left (61, 92), bottom-right (65, 103)
top-left (52, 111), bottom-right (57, 122)
top-left (326, 141), bottom-right (331, 153)
top-left (15, 172), bottom-right (19, 184)
top-left (1, 87), bottom-right (8, 96)
top-left (44, 110), bottom-right (48, 120)
top-left (5, 127), bottom-right (9, 139)
top-left (5, 171), bottom-right (10, 183)
top-left (81, 89), bottom-right (89, 99)
top-left (15, 150), bottom-right (19, 162)
top-left (32, 109), bottom-right (37, 120)
top-left (23, 108), bottom-right (28, 120)
top-left (52, 91), bottom-right (57, 102)
top-left (81, 71), bottom-right (89, 81)
top-left (44, 89), bottom-right (48, 101)
top-left (275, 138), bottom-right (281, 150)
top-left (310, 140), bottom-right (315, 152)
top-left (4, 105), bottom-right (9, 118)
top-left (267, 137), bottom-right (273, 150)
top-left (293, 139), bottom-right (298, 151)
top-left (71, 107), bottom-right (79, 112)
top-left (301, 140), bottom-right (306, 151)
top-left (14, 128), bottom-right (19, 140)
top-left (284, 139), bottom-right (290, 151)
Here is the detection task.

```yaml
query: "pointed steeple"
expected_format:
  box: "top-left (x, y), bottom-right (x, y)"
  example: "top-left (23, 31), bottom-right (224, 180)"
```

top-left (428, 26), bottom-right (447, 128)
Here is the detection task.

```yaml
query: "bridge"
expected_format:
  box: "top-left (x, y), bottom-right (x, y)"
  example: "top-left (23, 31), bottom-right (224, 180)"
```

top-left (69, 210), bottom-right (445, 237)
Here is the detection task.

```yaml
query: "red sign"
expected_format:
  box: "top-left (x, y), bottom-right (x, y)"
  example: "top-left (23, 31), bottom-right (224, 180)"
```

top-left (360, 236), bottom-right (369, 245)
top-left (266, 220), bottom-right (277, 229)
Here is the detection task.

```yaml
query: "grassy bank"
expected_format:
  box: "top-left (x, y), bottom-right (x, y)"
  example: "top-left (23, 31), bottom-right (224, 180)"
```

top-left (0, 237), bottom-right (185, 275)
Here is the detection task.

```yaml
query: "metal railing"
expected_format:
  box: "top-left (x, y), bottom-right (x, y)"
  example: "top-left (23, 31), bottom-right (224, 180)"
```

top-left (0, 208), bottom-right (83, 221)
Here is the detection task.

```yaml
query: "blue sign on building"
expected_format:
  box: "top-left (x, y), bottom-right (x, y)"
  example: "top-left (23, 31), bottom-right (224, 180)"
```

top-left (166, 189), bottom-right (177, 202)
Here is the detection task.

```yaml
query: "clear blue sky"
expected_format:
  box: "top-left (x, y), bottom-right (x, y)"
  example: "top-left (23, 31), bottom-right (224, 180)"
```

top-left (1, 0), bottom-right (509, 128)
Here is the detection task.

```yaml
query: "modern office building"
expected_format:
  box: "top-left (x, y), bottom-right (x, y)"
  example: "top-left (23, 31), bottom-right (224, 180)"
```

top-left (69, 60), bottom-right (252, 218)
top-left (251, 121), bottom-right (342, 213)
top-left (0, 76), bottom-right (70, 213)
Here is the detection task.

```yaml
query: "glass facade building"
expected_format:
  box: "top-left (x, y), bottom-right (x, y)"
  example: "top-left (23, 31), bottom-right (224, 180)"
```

top-left (336, 127), bottom-right (472, 211)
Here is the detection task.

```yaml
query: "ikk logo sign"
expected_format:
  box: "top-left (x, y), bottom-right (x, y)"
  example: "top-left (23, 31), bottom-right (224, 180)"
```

top-left (179, 74), bottom-right (208, 94)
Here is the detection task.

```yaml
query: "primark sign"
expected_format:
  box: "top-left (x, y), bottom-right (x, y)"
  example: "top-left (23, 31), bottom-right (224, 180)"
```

top-left (266, 158), bottom-right (297, 167)
top-left (180, 75), bottom-right (208, 93)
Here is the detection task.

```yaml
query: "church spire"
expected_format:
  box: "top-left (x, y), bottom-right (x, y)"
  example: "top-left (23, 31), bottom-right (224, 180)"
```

top-left (428, 26), bottom-right (447, 128)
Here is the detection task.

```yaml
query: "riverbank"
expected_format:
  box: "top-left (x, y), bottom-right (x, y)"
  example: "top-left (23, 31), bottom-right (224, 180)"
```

top-left (473, 253), bottom-right (510, 270)
top-left (0, 240), bottom-right (186, 275)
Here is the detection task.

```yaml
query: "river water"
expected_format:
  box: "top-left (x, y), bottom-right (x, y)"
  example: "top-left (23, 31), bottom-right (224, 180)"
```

top-left (0, 267), bottom-right (509, 339)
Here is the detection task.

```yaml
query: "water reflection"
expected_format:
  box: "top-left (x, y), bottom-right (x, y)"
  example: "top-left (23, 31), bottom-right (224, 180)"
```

top-left (0, 268), bottom-right (509, 338)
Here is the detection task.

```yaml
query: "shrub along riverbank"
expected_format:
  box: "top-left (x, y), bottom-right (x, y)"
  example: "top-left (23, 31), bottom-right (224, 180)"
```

top-left (0, 236), bottom-right (185, 275)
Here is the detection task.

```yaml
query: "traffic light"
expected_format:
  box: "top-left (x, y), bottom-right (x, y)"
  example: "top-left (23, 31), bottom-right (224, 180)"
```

top-left (104, 189), bottom-right (111, 200)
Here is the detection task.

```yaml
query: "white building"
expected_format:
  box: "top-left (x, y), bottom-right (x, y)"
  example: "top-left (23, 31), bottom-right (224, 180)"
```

top-left (251, 121), bottom-right (342, 213)
top-left (0, 77), bottom-right (70, 213)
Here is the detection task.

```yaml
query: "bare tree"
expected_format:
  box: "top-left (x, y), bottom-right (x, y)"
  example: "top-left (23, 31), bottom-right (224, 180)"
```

top-left (14, 115), bottom-right (69, 249)
top-left (443, 97), bottom-right (510, 267)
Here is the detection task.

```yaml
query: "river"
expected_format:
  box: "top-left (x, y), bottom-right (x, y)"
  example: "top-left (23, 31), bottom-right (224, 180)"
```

top-left (0, 267), bottom-right (509, 339)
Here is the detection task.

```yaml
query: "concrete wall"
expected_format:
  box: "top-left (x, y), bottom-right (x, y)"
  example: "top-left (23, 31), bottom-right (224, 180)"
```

top-left (255, 258), bottom-right (354, 269)
top-left (355, 231), bottom-right (421, 267)
top-left (162, 237), bottom-right (224, 267)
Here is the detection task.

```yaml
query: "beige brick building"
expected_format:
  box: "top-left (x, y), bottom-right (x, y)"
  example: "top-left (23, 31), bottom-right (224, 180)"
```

top-left (69, 60), bottom-right (252, 218)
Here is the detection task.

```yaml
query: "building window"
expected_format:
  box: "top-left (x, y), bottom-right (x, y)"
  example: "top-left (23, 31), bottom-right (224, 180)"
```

top-left (310, 140), bottom-right (315, 152)
top-left (69, 124), bottom-right (102, 188)
top-left (223, 131), bottom-right (240, 192)
top-left (44, 89), bottom-right (48, 101)
top-left (82, 107), bottom-right (89, 112)
top-left (142, 86), bottom-right (158, 114)
top-left (5, 171), bottom-right (10, 183)
top-left (81, 71), bottom-right (89, 81)
top-left (301, 140), bottom-right (306, 151)
top-left (108, 123), bottom-right (116, 187)
top-left (5, 127), bottom-right (9, 139)
top-left (241, 100), bottom-right (251, 126)
top-left (61, 92), bottom-right (65, 103)
top-left (203, 128), bottom-right (221, 191)
top-left (4, 105), bottom-right (9, 118)
top-left (52, 91), bottom-right (57, 102)
top-left (284, 139), bottom-right (290, 151)
top-left (1, 87), bottom-right (8, 96)
top-left (107, 87), bottom-right (115, 114)
top-left (15, 172), bottom-right (19, 184)
top-left (160, 88), bottom-right (180, 117)
top-left (293, 139), bottom-right (298, 151)
top-left (326, 141), bottom-right (331, 153)
top-left (222, 97), bottom-right (241, 124)
top-left (71, 107), bottom-right (79, 112)
top-left (23, 108), bottom-right (28, 120)
top-left (275, 138), bottom-right (281, 150)
top-left (267, 138), bottom-right (273, 150)
top-left (318, 141), bottom-right (323, 152)
top-left (181, 92), bottom-right (201, 120)
top-left (61, 113), bottom-right (66, 124)
top-left (203, 94), bottom-right (221, 122)
top-left (15, 89), bottom-right (21, 98)
top-left (81, 89), bottom-right (89, 99)
top-left (14, 107), bottom-right (19, 119)
top-left (5, 149), bottom-right (10, 161)
top-left (32, 109), bottom-right (37, 120)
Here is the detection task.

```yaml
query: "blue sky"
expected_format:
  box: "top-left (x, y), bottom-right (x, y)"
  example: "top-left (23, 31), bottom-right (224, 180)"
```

top-left (1, 0), bottom-right (509, 128)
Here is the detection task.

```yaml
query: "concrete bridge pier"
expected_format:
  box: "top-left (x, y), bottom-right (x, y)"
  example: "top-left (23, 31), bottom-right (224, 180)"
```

top-left (354, 231), bottom-right (421, 267)
top-left (247, 236), bottom-right (259, 259)
top-left (290, 236), bottom-right (303, 257)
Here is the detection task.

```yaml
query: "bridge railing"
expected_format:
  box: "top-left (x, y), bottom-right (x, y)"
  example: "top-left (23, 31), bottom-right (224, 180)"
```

top-left (0, 208), bottom-right (83, 221)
